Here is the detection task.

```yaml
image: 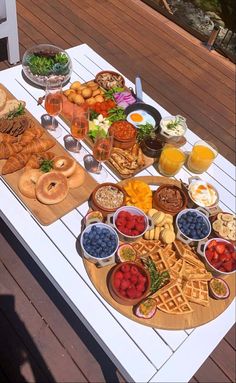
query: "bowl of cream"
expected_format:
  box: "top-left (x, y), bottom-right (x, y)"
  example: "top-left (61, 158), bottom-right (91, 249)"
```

top-left (160, 115), bottom-right (187, 138)
top-left (188, 178), bottom-right (219, 208)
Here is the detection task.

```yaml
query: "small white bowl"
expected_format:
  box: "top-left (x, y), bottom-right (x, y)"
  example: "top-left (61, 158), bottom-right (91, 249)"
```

top-left (197, 238), bottom-right (236, 276)
top-left (160, 115), bottom-right (187, 138)
top-left (176, 208), bottom-right (211, 245)
top-left (80, 223), bottom-right (119, 267)
top-left (107, 206), bottom-right (153, 243)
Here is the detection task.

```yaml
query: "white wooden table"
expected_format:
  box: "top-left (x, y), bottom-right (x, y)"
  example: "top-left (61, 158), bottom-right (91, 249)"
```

top-left (0, 44), bottom-right (235, 383)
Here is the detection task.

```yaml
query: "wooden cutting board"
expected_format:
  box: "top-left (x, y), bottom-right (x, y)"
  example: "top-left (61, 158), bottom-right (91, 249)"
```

top-left (83, 176), bottom-right (236, 330)
top-left (0, 84), bottom-right (98, 226)
top-left (60, 97), bottom-right (154, 180)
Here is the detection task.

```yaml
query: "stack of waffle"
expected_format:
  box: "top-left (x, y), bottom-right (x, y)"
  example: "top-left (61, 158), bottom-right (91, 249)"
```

top-left (131, 239), bottom-right (212, 315)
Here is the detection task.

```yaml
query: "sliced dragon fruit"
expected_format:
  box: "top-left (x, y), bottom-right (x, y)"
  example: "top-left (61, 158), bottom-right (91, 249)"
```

top-left (134, 298), bottom-right (157, 319)
top-left (209, 278), bottom-right (230, 300)
top-left (117, 244), bottom-right (136, 263)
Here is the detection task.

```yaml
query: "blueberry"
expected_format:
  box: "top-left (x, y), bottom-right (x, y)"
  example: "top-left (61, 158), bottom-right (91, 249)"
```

top-left (187, 217), bottom-right (193, 223)
top-left (191, 230), bottom-right (197, 238)
top-left (192, 212), bottom-right (197, 217)
top-left (189, 224), bottom-right (195, 230)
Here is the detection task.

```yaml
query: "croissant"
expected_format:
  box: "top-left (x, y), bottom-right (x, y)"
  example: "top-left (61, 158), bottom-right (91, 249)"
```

top-left (2, 152), bottom-right (30, 175)
top-left (0, 142), bottom-right (23, 159)
top-left (0, 132), bottom-right (18, 144)
top-left (21, 138), bottom-right (55, 154)
top-left (20, 125), bottom-right (44, 146)
top-left (25, 151), bottom-right (55, 170)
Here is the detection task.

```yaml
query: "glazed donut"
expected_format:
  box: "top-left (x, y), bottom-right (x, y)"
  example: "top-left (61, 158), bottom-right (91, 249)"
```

top-left (53, 155), bottom-right (76, 177)
top-left (36, 171), bottom-right (69, 205)
top-left (18, 169), bottom-right (42, 198)
top-left (67, 165), bottom-right (85, 189)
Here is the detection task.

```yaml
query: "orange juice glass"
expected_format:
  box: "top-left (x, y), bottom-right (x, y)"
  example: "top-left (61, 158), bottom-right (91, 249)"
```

top-left (187, 140), bottom-right (217, 174)
top-left (158, 145), bottom-right (185, 176)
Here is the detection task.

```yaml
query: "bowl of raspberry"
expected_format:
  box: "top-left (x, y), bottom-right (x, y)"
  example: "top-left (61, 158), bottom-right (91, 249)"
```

top-left (107, 206), bottom-right (153, 242)
top-left (108, 262), bottom-right (151, 305)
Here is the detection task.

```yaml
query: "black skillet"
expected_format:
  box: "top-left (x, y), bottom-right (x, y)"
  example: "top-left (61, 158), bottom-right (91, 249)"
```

top-left (125, 76), bottom-right (162, 129)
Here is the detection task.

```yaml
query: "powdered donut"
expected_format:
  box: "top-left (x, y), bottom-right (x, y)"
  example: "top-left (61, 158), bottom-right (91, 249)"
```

top-left (67, 165), bottom-right (85, 189)
top-left (36, 171), bottom-right (69, 205)
top-left (18, 169), bottom-right (42, 198)
top-left (53, 155), bottom-right (76, 177)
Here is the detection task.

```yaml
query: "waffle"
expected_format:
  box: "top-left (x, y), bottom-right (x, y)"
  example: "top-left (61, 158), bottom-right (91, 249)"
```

top-left (169, 259), bottom-right (185, 281)
top-left (132, 240), bottom-right (161, 255)
top-left (183, 279), bottom-right (209, 307)
top-left (152, 280), bottom-right (193, 314)
top-left (149, 248), bottom-right (170, 273)
top-left (183, 258), bottom-right (212, 281)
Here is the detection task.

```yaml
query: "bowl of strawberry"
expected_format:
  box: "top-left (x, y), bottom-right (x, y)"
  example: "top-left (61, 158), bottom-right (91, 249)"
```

top-left (107, 206), bottom-right (153, 242)
top-left (108, 262), bottom-right (151, 305)
top-left (198, 238), bottom-right (236, 275)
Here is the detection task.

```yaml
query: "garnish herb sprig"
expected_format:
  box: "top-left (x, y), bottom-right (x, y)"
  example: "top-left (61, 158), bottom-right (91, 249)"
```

top-left (141, 256), bottom-right (170, 293)
top-left (7, 103), bottom-right (25, 119)
top-left (136, 122), bottom-right (155, 142)
top-left (40, 159), bottom-right (54, 173)
top-left (107, 107), bottom-right (126, 123)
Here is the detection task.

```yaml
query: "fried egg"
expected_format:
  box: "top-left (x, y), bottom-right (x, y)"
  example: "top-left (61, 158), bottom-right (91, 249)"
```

top-left (127, 110), bottom-right (155, 128)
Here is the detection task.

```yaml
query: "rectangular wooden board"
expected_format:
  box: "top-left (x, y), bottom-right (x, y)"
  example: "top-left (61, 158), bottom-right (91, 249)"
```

top-left (0, 84), bottom-right (98, 226)
top-left (60, 99), bottom-right (154, 180)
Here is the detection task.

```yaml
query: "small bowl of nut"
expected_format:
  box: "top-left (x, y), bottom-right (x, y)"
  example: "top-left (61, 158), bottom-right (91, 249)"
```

top-left (95, 71), bottom-right (125, 90)
top-left (90, 183), bottom-right (126, 217)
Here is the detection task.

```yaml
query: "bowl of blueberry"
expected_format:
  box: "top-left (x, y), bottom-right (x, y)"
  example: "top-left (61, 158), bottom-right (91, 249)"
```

top-left (176, 208), bottom-right (211, 244)
top-left (81, 223), bottom-right (119, 267)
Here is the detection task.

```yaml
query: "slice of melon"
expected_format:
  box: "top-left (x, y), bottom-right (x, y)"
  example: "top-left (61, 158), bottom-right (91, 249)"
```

top-left (135, 298), bottom-right (157, 319)
top-left (209, 278), bottom-right (230, 300)
top-left (117, 244), bottom-right (136, 262)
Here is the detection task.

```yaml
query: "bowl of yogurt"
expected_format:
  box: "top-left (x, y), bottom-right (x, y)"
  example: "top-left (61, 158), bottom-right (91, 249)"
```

top-left (160, 115), bottom-right (187, 140)
top-left (188, 177), bottom-right (219, 209)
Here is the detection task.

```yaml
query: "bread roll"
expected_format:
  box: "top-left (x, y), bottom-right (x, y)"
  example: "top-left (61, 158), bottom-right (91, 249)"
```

top-left (36, 171), bottom-right (69, 205)
top-left (53, 155), bottom-right (76, 177)
top-left (18, 169), bottom-right (42, 198)
top-left (67, 165), bottom-right (85, 189)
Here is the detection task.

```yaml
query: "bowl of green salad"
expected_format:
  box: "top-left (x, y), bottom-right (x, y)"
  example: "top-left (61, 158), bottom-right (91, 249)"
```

top-left (22, 44), bottom-right (72, 87)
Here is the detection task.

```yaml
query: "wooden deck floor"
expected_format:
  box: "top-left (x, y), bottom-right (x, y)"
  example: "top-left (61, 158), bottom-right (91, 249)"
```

top-left (0, 0), bottom-right (235, 382)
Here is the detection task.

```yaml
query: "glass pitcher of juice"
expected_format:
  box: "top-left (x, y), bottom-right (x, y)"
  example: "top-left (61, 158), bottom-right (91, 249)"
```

top-left (158, 145), bottom-right (186, 176)
top-left (187, 140), bottom-right (217, 174)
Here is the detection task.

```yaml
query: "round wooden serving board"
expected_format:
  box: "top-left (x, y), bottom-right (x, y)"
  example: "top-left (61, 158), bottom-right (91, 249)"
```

top-left (83, 176), bottom-right (236, 330)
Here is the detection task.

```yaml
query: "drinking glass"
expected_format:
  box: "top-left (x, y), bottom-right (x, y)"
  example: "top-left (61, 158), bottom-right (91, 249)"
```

top-left (69, 107), bottom-right (89, 153)
top-left (89, 132), bottom-right (113, 181)
top-left (187, 140), bottom-right (218, 174)
top-left (158, 145), bottom-right (185, 176)
top-left (44, 81), bottom-right (63, 138)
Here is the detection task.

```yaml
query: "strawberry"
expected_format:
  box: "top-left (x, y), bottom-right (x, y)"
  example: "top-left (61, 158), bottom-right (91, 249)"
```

top-left (220, 253), bottom-right (231, 263)
top-left (135, 224), bottom-right (145, 233)
top-left (208, 240), bottom-right (217, 249)
top-left (126, 221), bottom-right (135, 229)
top-left (132, 230), bottom-right (139, 236)
top-left (223, 260), bottom-right (234, 272)
top-left (212, 251), bottom-right (219, 261)
top-left (231, 251), bottom-right (236, 261)
top-left (215, 243), bottom-right (225, 255)
top-left (205, 250), bottom-right (214, 262)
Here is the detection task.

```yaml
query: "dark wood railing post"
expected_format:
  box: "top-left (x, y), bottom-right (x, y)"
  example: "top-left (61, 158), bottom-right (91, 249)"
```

top-left (206, 24), bottom-right (221, 51)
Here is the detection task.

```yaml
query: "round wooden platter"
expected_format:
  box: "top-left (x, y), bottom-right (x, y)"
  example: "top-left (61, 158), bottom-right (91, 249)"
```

top-left (83, 176), bottom-right (236, 330)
